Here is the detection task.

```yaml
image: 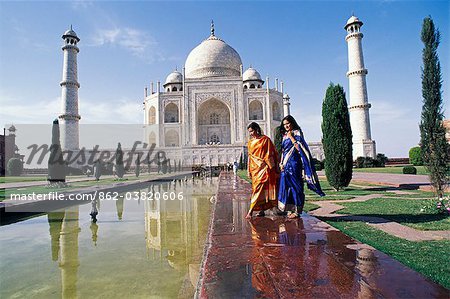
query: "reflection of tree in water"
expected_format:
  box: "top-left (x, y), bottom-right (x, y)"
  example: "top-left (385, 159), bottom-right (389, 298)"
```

top-left (47, 211), bottom-right (65, 261)
top-left (90, 222), bottom-right (99, 246)
top-left (116, 197), bottom-right (124, 220)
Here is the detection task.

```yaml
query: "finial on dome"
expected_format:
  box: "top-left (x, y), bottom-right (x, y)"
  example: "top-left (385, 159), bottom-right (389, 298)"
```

top-left (211, 20), bottom-right (215, 36)
top-left (70, 24), bottom-right (73, 30)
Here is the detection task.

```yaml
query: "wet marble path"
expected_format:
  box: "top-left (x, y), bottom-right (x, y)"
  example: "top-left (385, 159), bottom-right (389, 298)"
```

top-left (197, 172), bottom-right (449, 298)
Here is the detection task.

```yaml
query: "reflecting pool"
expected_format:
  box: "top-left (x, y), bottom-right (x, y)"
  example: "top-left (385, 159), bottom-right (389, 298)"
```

top-left (0, 177), bottom-right (217, 298)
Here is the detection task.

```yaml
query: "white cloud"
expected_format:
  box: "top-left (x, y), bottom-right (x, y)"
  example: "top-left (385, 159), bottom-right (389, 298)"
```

top-left (0, 97), bottom-right (60, 124)
top-left (80, 97), bottom-right (142, 124)
top-left (70, 0), bottom-right (94, 10)
top-left (89, 27), bottom-right (161, 62)
top-left (0, 96), bottom-right (141, 125)
top-left (371, 100), bottom-right (414, 123)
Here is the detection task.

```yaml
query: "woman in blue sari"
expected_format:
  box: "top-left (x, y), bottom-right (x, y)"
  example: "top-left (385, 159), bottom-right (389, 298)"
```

top-left (278, 115), bottom-right (325, 218)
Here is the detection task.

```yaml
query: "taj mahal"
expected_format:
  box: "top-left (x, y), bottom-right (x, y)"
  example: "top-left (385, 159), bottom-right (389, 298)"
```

top-left (59, 18), bottom-right (376, 167)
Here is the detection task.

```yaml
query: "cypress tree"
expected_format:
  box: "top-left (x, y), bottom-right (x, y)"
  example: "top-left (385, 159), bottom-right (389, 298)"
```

top-left (419, 16), bottom-right (448, 197)
top-left (135, 155), bottom-right (140, 177)
top-left (321, 83), bottom-right (353, 191)
top-left (115, 142), bottom-right (125, 179)
top-left (274, 125), bottom-right (283, 157)
top-left (48, 119), bottom-right (66, 183)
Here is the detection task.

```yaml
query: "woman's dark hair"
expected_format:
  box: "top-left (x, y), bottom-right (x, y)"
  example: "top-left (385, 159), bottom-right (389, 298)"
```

top-left (247, 122), bottom-right (262, 136)
top-left (280, 115), bottom-right (302, 135)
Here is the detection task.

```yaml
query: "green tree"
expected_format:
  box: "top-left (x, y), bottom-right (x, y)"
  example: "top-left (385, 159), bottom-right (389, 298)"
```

top-left (135, 155), bottom-right (141, 177)
top-left (409, 146), bottom-right (423, 166)
top-left (375, 153), bottom-right (388, 167)
top-left (321, 83), bottom-right (353, 191)
top-left (419, 17), bottom-right (449, 197)
top-left (48, 119), bottom-right (66, 183)
top-left (7, 158), bottom-right (23, 176)
top-left (115, 142), bottom-right (125, 179)
top-left (94, 160), bottom-right (102, 181)
top-left (239, 153), bottom-right (244, 170)
top-left (274, 125), bottom-right (283, 157)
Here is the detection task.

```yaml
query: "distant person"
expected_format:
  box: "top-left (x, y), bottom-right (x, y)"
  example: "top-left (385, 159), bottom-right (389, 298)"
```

top-left (246, 122), bottom-right (279, 219)
top-left (233, 160), bottom-right (238, 175)
top-left (277, 115), bottom-right (324, 218)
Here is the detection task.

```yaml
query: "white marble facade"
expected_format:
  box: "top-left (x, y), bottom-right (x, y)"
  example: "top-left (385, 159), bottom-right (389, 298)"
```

top-left (143, 24), bottom-right (291, 166)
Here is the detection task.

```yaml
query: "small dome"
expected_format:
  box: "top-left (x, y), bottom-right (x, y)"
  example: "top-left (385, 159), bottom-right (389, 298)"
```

top-left (243, 67), bottom-right (262, 82)
top-left (164, 70), bottom-right (183, 85)
top-left (62, 26), bottom-right (80, 41)
top-left (345, 15), bottom-right (363, 29)
top-left (64, 29), bottom-right (77, 37)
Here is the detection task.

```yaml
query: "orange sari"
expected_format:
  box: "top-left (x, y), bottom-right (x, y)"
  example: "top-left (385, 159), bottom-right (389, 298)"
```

top-left (247, 135), bottom-right (279, 212)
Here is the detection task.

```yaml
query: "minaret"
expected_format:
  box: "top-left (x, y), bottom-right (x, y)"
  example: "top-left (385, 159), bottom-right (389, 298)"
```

top-left (345, 16), bottom-right (376, 159)
top-left (283, 94), bottom-right (291, 117)
top-left (59, 26), bottom-right (81, 150)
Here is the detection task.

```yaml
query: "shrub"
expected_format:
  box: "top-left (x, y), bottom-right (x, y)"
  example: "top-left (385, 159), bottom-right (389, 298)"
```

top-left (7, 158), bottom-right (23, 176)
top-left (375, 153), bottom-right (388, 167)
top-left (355, 157), bottom-right (365, 168)
top-left (66, 166), bottom-right (83, 175)
top-left (355, 156), bottom-right (379, 168)
top-left (313, 158), bottom-right (324, 171)
top-left (403, 166), bottom-right (417, 175)
top-left (409, 146), bottom-right (423, 166)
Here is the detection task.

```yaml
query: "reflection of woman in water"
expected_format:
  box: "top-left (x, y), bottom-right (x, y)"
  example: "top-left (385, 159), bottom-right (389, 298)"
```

top-left (278, 115), bottom-right (324, 218)
top-left (246, 122), bottom-right (279, 219)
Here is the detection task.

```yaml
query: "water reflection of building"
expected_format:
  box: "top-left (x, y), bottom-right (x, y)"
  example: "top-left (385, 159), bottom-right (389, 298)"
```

top-left (356, 247), bottom-right (378, 298)
top-left (144, 179), bottom-right (215, 287)
top-left (59, 206), bottom-right (81, 299)
top-left (47, 207), bottom-right (81, 299)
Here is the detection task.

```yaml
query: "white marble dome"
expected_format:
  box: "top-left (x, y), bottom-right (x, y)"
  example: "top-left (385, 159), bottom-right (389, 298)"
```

top-left (243, 67), bottom-right (262, 82)
top-left (185, 35), bottom-right (242, 79)
top-left (345, 16), bottom-right (363, 28)
top-left (165, 70), bottom-right (183, 85)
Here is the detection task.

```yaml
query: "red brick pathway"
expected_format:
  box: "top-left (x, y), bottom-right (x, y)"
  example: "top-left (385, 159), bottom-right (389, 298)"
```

top-left (197, 172), bottom-right (449, 298)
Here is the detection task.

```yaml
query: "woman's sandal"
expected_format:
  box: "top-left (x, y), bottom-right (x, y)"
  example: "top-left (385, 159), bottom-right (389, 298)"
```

top-left (287, 212), bottom-right (299, 219)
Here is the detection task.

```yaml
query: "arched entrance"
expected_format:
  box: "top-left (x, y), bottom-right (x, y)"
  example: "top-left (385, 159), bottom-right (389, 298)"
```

top-left (197, 99), bottom-right (231, 144)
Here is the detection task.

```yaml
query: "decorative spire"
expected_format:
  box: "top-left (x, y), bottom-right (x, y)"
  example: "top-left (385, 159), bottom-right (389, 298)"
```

top-left (210, 20), bottom-right (215, 36)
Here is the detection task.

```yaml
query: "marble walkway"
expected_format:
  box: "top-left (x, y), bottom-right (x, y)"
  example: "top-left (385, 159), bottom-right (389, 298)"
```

top-left (196, 172), bottom-right (449, 298)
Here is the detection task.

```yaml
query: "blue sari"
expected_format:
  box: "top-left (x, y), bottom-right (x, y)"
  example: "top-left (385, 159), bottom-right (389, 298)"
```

top-left (278, 130), bottom-right (325, 213)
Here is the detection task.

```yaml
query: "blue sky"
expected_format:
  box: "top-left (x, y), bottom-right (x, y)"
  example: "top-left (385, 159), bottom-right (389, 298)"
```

top-left (0, 0), bottom-right (448, 157)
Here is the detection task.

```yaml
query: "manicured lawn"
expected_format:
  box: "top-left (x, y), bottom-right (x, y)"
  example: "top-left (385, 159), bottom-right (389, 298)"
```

top-left (327, 220), bottom-right (450, 289)
top-left (0, 176), bottom-right (49, 183)
top-left (237, 170), bottom-right (250, 183)
top-left (353, 166), bottom-right (429, 175)
top-left (338, 197), bottom-right (450, 230)
top-left (303, 202), bottom-right (319, 212)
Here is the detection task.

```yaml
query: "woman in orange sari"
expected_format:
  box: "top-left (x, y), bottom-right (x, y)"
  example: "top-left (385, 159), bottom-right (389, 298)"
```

top-left (246, 122), bottom-right (279, 219)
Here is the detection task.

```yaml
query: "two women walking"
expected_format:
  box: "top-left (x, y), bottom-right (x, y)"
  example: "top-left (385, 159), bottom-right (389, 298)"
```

top-left (246, 116), bottom-right (325, 219)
